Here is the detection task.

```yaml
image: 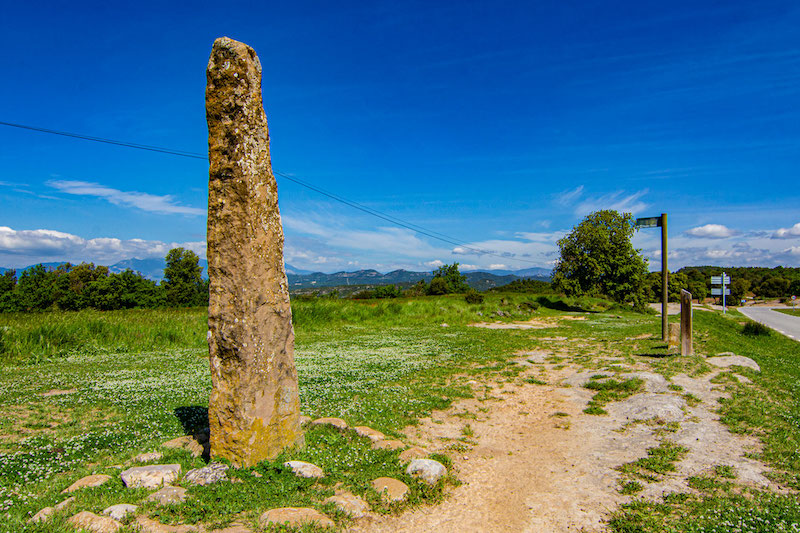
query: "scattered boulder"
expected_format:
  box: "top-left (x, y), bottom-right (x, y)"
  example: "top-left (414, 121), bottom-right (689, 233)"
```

top-left (55, 496), bottom-right (75, 510)
top-left (324, 491), bottom-right (369, 518)
top-left (399, 446), bottom-right (428, 462)
top-left (299, 415), bottom-right (312, 426)
top-left (608, 393), bottom-right (685, 422)
top-left (311, 417), bottom-right (347, 430)
top-left (707, 355), bottom-right (760, 372)
top-left (284, 460), bottom-right (324, 479)
top-left (102, 503), bottom-right (138, 521)
top-left (371, 477), bottom-right (409, 502)
top-left (135, 516), bottom-right (198, 532)
top-left (146, 485), bottom-right (188, 505)
top-left (406, 458), bottom-right (447, 485)
top-left (28, 506), bottom-right (54, 523)
top-left (353, 426), bottom-right (385, 442)
top-left (259, 507), bottom-right (334, 529)
top-left (184, 462), bottom-right (229, 486)
top-left (62, 474), bottom-right (111, 493)
top-left (206, 524), bottom-right (252, 533)
top-left (372, 439), bottom-right (405, 451)
top-left (121, 464), bottom-right (181, 488)
top-left (162, 436), bottom-right (206, 458)
top-left (67, 511), bottom-right (122, 532)
top-left (134, 451), bottom-right (164, 463)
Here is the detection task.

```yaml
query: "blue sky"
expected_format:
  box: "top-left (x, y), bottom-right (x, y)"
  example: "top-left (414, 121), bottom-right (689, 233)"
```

top-left (1, 1), bottom-right (798, 272)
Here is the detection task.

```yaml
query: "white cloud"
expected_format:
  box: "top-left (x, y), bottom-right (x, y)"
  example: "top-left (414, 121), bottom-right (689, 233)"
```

top-left (573, 189), bottom-right (649, 217)
top-left (555, 186), bottom-right (584, 206)
top-left (0, 226), bottom-right (205, 268)
top-left (425, 259), bottom-right (444, 268)
top-left (488, 264), bottom-right (507, 270)
top-left (48, 180), bottom-right (205, 216)
top-left (772, 223), bottom-right (800, 239)
top-left (685, 224), bottom-right (738, 239)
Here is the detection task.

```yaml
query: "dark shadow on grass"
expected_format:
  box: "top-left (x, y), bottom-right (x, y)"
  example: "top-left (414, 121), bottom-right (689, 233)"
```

top-left (635, 352), bottom-right (674, 359)
top-left (174, 406), bottom-right (209, 435)
top-left (536, 296), bottom-right (597, 313)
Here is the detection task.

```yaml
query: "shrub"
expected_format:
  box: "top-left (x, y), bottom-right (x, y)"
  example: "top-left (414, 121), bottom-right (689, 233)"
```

top-left (464, 290), bottom-right (484, 304)
top-left (742, 321), bottom-right (771, 337)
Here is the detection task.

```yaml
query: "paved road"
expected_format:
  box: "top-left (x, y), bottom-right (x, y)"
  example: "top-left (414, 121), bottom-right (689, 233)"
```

top-left (739, 307), bottom-right (800, 341)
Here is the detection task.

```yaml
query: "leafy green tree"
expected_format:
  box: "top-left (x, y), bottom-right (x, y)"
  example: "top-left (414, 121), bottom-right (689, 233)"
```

top-left (15, 264), bottom-right (57, 311)
top-left (790, 279), bottom-right (800, 298)
top-left (552, 210), bottom-right (648, 307)
top-left (0, 270), bottom-right (19, 312)
top-left (428, 263), bottom-right (469, 295)
top-left (163, 248), bottom-right (204, 307)
top-left (730, 278), bottom-right (751, 303)
top-left (755, 277), bottom-right (790, 298)
top-left (687, 280), bottom-right (707, 303)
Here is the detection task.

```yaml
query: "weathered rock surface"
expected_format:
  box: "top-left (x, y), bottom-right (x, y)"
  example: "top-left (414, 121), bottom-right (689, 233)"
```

top-left (371, 477), bottom-right (409, 501)
top-left (299, 415), bottom-right (312, 426)
top-left (55, 496), bottom-right (75, 510)
top-left (135, 516), bottom-right (198, 533)
top-left (184, 462), bottom-right (229, 485)
top-left (311, 417), bottom-right (347, 430)
top-left (67, 511), bottom-right (122, 532)
top-left (206, 36), bottom-right (303, 468)
top-left (399, 446), bottom-right (428, 462)
top-left (324, 491), bottom-right (370, 518)
top-left (121, 464), bottom-right (181, 489)
top-left (406, 458), bottom-right (447, 485)
top-left (162, 436), bottom-right (206, 458)
top-left (372, 439), bottom-right (405, 451)
top-left (134, 451), bottom-right (164, 463)
top-left (354, 426), bottom-right (385, 442)
top-left (607, 393), bottom-right (685, 422)
top-left (259, 507), bottom-right (335, 528)
top-left (624, 371), bottom-right (670, 393)
top-left (102, 503), bottom-right (138, 521)
top-left (146, 485), bottom-right (188, 505)
top-left (284, 460), bottom-right (324, 478)
top-left (62, 473), bottom-right (111, 493)
top-left (28, 506), bottom-right (54, 523)
top-left (707, 355), bottom-right (761, 372)
top-left (207, 524), bottom-right (253, 533)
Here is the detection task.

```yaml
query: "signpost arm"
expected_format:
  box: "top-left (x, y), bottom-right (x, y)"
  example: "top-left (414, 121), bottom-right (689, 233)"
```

top-left (661, 213), bottom-right (668, 341)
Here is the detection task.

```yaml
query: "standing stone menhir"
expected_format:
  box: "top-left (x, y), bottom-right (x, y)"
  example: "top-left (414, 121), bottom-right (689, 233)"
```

top-left (206, 36), bottom-right (303, 467)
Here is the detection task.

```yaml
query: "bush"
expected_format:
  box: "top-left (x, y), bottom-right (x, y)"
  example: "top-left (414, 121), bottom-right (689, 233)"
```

top-left (464, 290), bottom-right (484, 304)
top-left (742, 321), bottom-right (771, 337)
top-left (519, 300), bottom-right (540, 312)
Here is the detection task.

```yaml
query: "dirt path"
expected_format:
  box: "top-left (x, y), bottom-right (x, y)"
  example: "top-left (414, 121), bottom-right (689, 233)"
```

top-left (352, 346), bottom-right (774, 532)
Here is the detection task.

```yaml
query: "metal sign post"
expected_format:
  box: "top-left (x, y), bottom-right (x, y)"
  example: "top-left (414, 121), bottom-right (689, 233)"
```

top-left (793, 295), bottom-right (796, 309)
top-left (635, 213), bottom-right (668, 340)
top-left (711, 272), bottom-right (731, 313)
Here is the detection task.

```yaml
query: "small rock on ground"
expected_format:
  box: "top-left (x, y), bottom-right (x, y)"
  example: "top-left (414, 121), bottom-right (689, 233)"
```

top-left (406, 458), bottom-right (447, 485)
top-left (103, 503), bottom-right (138, 521)
top-left (62, 474), bottom-right (111, 493)
top-left (284, 460), bottom-right (324, 478)
top-left (121, 464), bottom-right (181, 488)
top-left (68, 511), bottom-right (122, 533)
top-left (608, 393), bottom-right (685, 422)
top-left (55, 496), bottom-right (75, 510)
top-left (372, 477), bottom-right (409, 502)
top-left (624, 371), bottom-right (670, 393)
top-left (134, 451), bottom-right (164, 463)
top-left (260, 507), bottom-right (335, 528)
top-left (135, 516), bottom-right (199, 532)
top-left (353, 426), bottom-right (385, 442)
top-left (184, 462), bottom-right (229, 485)
top-left (707, 355), bottom-right (761, 372)
top-left (146, 485), bottom-right (188, 505)
top-left (299, 415), bottom-right (312, 426)
top-left (28, 507), bottom-right (54, 523)
top-left (162, 435), bottom-right (207, 458)
top-left (310, 417), bottom-right (348, 430)
top-left (562, 371), bottom-right (612, 388)
top-left (399, 446), bottom-right (428, 462)
top-left (372, 439), bottom-right (405, 451)
top-left (206, 524), bottom-right (252, 533)
top-left (324, 491), bottom-right (370, 518)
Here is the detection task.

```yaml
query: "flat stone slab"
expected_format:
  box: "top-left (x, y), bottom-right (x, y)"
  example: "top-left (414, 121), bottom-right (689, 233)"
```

top-left (311, 417), bottom-right (348, 430)
top-left (68, 511), bottom-right (122, 532)
top-left (372, 477), bottom-right (409, 502)
top-left (353, 425), bottom-right (385, 442)
top-left (146, 485), bottom-right (188, 505)
top-left (562, 371), bottom-right (612, 388)
top-left (55, 496), bottom-right (75, 510)
top-left (399, 446), bottom-right (428, 462)
top-left (623, 371), bottom-right (670, 393)
top-left (184, 462), bottom-right (229, 485)
top-left (372, 439), bottom-right (405, 451)
top-left (162, 435), bottom-right (206, 458)
top-left (406, 458), bottom-right (447, 485)
top-left (284, 460), bottom-right (324, 478)
top-left (135, 516), bottom-right (199, 532)
top-left (707, 355), bottom-right (760, 372)
top-left (607, 393), bottom-right (685, 422)
top-left (62, 474), bottom-right (111, 493)
top-left (134, 451), bottom-right (164, 463)
top-left (324, 491), bottom-right (370, 518)
top-left (28, 506), bottom-right (54, 523)
top-left (103, 503), bottom-right (138, 521)
top-left (121, 464), bottom-right (181, 488)
top-left (260, 507), bottom-right (335, 528)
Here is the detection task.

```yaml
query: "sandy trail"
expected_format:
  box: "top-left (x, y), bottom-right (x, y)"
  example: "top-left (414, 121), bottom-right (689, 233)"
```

top-left (352, 348), bottom-right (773, 532)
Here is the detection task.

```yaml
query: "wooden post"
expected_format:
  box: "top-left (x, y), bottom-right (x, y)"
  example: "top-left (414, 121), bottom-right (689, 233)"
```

top-left (680, 289), bottom-right (693, 356)
top-left (661, 213), bottom-right (668, 340)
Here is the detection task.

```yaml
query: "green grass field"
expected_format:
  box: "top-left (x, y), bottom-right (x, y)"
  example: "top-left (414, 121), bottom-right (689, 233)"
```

top-left (775, 308), bottom-right (800, 317)
top-left (2, 293), bottom-right (800, 531)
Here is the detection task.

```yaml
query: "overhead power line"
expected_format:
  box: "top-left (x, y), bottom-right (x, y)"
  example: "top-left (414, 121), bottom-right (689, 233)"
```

top-left (0, 120), bottom-right (540, 265)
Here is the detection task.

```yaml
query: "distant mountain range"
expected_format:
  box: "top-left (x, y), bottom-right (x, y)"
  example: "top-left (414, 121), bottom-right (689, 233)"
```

top-left (0, 260), bottom-right (551, 290)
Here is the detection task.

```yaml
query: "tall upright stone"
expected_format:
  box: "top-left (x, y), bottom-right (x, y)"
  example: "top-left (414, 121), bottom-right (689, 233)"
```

top-left (206, 37), bottom-right (303, 467)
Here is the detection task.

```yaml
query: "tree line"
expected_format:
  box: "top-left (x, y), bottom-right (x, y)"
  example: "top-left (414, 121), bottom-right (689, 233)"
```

top-left (0, 248), bottom-right (207, 312)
